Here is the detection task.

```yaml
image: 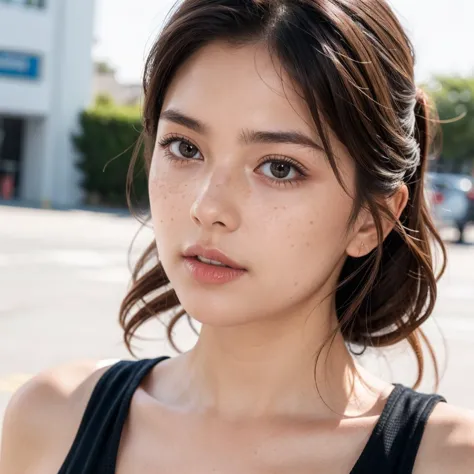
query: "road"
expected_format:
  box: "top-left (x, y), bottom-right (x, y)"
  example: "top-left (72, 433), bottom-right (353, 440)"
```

top-left (0, 205), bottom-right (473, 428)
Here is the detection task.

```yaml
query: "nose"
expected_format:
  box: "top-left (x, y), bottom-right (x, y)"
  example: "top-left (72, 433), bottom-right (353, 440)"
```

top-left (190, 173), bottom-right (241, 232)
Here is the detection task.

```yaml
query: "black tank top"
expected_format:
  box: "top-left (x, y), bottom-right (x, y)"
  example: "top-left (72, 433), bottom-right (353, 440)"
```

top-left (57, 357), bottom-right (446, 474)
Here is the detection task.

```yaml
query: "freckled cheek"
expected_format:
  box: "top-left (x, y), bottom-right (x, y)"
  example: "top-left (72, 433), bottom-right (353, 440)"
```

top-left (261, 206), bottom-right (342, 276)
top-left (283, 219), bottom-right (321, 254)
top-left (255, 216), bottom-right (321, 298)
top-left (255, 207), bottom-right (320, 262)
top-left (262, 203), bottom-right (321, 247)
top-left (149, 177), bottom-right (194, 232)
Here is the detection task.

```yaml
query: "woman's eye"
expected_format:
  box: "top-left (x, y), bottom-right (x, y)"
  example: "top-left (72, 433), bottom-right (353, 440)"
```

top-left (258, 160), bottom-right (301, 181)
top-left (169, 140), bottom-right (202, 160)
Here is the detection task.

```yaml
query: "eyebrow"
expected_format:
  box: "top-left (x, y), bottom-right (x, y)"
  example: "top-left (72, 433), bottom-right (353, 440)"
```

top-left (159, 108), bottom-right (324, 152)
top-left (160, 109), bottom-right (210, 134)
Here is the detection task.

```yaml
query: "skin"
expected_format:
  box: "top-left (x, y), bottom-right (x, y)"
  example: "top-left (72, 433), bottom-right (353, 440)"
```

top-left (1, 42), bottom-right (473, 474)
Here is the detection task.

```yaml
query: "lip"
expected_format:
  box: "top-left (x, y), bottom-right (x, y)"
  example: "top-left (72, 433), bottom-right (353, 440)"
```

top-left (183, 245), bottom-right (246, 270)
top-left (182, 245), bottom-right (247, 285)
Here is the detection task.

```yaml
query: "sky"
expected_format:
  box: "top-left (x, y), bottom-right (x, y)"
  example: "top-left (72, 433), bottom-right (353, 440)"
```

top-left (93, 0), bottom-right (474, 85)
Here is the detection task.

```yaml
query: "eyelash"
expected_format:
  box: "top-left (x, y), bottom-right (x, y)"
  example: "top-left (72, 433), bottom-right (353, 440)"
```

top-left (157, 134), bottom-right (309, 188)
top-left (158, 134), bottom-right (199, 166)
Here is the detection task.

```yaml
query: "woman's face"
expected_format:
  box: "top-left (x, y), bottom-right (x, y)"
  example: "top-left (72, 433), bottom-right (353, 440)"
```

top-left (149, 42), bottom-right (360, 326)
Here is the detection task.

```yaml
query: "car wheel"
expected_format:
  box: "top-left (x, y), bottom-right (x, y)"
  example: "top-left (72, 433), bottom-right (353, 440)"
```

top-left (456, 221), bottom-right (467, 243)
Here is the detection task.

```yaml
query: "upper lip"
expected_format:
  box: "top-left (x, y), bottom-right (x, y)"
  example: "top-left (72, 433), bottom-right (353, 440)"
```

top-left (183, 245), bottom-right (246, 270)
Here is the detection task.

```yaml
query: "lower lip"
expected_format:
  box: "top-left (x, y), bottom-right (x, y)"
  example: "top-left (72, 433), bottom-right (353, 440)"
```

top-left (183, 257), bottom-right (247, 284)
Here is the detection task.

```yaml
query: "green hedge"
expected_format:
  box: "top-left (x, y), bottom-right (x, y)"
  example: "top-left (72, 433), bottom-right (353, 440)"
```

top-left (73, 106), bottom-right (147, 208)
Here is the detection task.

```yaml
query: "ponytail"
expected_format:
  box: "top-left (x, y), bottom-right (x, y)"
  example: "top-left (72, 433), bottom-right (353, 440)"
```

top-left (414, 88), bottom-right (431, 175)
top-left (336, 87), bottom-right (447, 390)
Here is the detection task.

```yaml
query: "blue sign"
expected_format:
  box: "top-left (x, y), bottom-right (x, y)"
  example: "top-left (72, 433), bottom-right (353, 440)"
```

top-left (0, 50), bottom-right (41, 80)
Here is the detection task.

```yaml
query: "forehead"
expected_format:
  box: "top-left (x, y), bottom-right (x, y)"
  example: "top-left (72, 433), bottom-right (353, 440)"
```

top-left (161, 42), bottom-right (315, 135)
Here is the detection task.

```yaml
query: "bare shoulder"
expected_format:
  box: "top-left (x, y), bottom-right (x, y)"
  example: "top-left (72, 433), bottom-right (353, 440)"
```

top-left (0, 358), bottom-right (119, 474)
top-left (414, 402), bottom-right (474, 474)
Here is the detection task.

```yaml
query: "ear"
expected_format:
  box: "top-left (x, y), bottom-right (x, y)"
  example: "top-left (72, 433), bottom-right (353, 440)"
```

top-left (346, 184), bottom-right (409, 258)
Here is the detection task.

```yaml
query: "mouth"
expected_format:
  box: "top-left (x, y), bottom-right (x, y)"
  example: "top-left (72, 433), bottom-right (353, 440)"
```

top-left (182, 245), bottom-right (246, 271)
top-left (182, 245), bottom-right (247, 285)
top-left (194, 255), bottom-right (232, 268)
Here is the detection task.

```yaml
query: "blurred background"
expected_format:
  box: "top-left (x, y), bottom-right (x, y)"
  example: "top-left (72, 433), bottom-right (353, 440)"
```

top-left (0, 0), bottom-right (473, 429)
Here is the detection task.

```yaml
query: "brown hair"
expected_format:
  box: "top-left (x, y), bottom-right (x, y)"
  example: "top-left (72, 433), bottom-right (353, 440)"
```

top-left (120, 0), bottom-right (447, 389)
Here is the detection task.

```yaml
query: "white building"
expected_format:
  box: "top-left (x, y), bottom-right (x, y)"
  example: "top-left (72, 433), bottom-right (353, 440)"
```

top-left (0, 0), bottom-right (95, 207)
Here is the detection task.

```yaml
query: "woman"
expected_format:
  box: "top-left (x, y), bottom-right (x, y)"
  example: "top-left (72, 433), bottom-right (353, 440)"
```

top-left (1, 1), bottom-right (473, 473)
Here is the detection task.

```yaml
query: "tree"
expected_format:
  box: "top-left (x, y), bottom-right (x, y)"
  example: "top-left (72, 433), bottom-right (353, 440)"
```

top-left (95, 94), bottom-right (114, 108)
top-left (424, 76), bottom-right (474, 173)
top-left (73, 107), bottom-right (146, 208)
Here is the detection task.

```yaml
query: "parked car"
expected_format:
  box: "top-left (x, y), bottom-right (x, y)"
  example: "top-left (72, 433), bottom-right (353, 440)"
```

top-left (426, 172), bottom-right (474, 242)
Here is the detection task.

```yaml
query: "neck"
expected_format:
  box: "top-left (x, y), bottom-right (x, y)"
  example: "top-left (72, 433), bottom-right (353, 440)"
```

top-left (177, 306), bottom-right (379, 419)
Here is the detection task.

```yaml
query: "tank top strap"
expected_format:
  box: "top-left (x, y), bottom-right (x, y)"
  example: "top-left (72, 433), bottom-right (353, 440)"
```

top-left (351, 383), bottom-right (446, 474)
top-left (58, 357), bottom-right (169, 474)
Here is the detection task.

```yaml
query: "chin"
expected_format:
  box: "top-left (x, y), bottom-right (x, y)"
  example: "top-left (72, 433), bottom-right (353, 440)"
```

top-left (179, 297), bottom-right (245, 327)
top-left (175, 285), bottom-right (262, 328)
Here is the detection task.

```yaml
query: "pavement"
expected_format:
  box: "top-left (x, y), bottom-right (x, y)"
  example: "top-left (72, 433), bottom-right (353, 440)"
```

top-left (0, 205), bottom-right (473, 430)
